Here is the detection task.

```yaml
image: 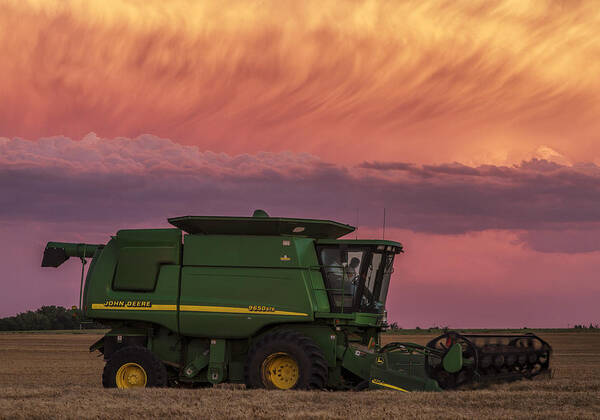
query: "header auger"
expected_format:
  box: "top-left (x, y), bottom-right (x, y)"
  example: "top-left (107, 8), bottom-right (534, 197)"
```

top-left (41, 210), bottom-right (552, 391)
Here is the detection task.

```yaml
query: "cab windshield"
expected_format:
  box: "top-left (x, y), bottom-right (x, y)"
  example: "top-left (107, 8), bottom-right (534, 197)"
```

top-left (317, 245), bottom-right (397, 314)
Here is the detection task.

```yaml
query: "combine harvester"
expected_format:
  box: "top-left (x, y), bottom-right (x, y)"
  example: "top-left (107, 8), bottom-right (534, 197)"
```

top-left (41, 210), bottom-right (551, 391)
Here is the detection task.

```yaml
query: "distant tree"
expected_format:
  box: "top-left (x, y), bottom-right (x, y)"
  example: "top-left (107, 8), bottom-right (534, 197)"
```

top-left (571, 324), bottom-right (599, 330)
top-left (0, 306), bottom-right (104, 331)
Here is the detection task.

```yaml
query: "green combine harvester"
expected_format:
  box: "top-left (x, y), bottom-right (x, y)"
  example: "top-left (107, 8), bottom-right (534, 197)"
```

top-left (41, 210), bottom-right (551, 391)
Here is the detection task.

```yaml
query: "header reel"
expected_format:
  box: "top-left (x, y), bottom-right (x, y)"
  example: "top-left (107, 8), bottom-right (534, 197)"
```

top-left (425, 332), bottom-right (552, 389)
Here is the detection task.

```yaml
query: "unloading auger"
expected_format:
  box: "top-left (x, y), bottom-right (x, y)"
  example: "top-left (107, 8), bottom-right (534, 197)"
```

top-left (41, 210), bottom-right (552, 391)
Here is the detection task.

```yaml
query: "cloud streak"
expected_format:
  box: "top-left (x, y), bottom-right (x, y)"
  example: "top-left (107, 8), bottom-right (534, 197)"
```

top-left (2, 134), bottom-right (600, 253)
top-left (1, 0), bottom-right (599, 164)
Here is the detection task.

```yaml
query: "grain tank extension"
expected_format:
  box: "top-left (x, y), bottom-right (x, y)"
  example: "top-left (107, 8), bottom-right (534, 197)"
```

top-left (41, 210), bottom-right (551, 391)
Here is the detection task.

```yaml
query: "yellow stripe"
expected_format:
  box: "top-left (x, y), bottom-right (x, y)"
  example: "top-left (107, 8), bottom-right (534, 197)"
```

top-left (91, 304), bottom-right (177, 311)
top-left (91, 303), bottom-right (307, 317)
top-left (371, 379), bottom-right (409, 393)
top-left (180, 305), bottom-right (308, 317)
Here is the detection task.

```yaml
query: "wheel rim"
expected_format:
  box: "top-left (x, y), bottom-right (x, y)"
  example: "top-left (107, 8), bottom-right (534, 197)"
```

top-left (116, 362), bottom-right (147, 389)
top-left (261, 352), bottom-right (299, 389)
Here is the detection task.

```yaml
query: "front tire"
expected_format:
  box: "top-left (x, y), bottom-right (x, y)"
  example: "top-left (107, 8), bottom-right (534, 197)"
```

top-left (245, 330), bottom-right (328, 390)
top-left (102, 346), bottom-right (167, 389)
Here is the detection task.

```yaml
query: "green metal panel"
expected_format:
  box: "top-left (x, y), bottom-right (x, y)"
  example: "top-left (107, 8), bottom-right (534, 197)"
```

top-left (178, 234), bottom-right (316, 338)
top-left (113, 247), bottom-right (176, 291)
top-left (84, 239), bottom-right (180, 332)
top-left (368, 346), bottom-right (442, 391)
top-left (82, 240), bottom-right (119, 315)
top-left (353, 313), bottom-right (381, 326)
top-left (116, 228), bottom-right (182, 249)
top-left (112, 228), bottom-right (181, 291)
top-left (442, 343), bottom-right (463, 373)
top-left (149, 327), bottom-right (182, 366)
top-left (183, 234), bottom-right (302, 268)
top-left (341, 345), bottom-right (377, 380)
top-left (312, 312), bottom-right (380, 327)
top-left (169, 215), bottom-right (354, 239)
top-left (291, 237), bottom-right (321, 267)
top-left (295, 237), bottom-right (331, 313)
top-left (308, 270), bottom-right (331, 313)
top-left (369, 365), bottom-right (441, 392)
top-left (208, 339), bottom-right (227, 384)
top-left (341, 344), bottom-right (442, 392)
top-left (178, 265), bottom-right (314, 338)
top-left (182, 338), bottom-right (210, 379)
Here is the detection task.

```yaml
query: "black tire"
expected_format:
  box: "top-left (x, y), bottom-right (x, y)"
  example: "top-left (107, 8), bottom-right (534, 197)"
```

top-left (102, 346), bottom-right (167, 388)
top-left (245, 330), bottom-right (328, 390)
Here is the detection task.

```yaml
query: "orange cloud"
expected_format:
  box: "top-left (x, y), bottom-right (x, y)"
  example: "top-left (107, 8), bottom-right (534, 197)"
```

top-left (1, 0), bottom-right (599, 164)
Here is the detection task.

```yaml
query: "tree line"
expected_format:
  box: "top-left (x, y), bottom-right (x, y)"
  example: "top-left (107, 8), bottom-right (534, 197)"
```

top-left (0, 306), bottom-right (104, 331)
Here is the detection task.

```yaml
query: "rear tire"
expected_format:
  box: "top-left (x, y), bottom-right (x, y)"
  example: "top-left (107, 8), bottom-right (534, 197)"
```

top-left (102, 346), bottom-right (167, 389)
top-left (245, 330), bottom-right (328, 390)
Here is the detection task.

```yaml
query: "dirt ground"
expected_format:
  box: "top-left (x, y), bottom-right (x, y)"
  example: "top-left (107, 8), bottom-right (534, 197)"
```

top-left (0, 331), bottom-right (598, 419)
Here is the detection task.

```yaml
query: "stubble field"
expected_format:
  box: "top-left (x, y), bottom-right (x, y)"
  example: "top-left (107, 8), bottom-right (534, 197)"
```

top-left (0, 331), bottom-right (599, 419)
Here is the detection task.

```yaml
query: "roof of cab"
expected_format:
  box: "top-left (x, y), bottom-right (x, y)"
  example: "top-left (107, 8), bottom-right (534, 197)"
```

top-left (317, 239), bottom-right (403, 252)
top-left (168, 209), bottom-right (355, 239)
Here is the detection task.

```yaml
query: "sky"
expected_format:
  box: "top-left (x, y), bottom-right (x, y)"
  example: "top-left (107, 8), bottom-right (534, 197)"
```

top-left (1, 0), bottom-right (599, 327)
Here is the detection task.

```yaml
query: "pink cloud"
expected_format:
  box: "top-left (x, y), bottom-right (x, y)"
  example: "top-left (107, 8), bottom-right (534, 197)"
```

top-left (2, 134), bottom-right (600, 249)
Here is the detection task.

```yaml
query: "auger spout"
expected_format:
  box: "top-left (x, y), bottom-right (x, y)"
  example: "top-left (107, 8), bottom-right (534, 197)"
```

top-left (41, 242), bottom-right (102, 267)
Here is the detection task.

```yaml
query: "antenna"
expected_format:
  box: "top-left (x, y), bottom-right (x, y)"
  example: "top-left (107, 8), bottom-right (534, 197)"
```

top-left (355, 208), bottom-right (359, 240)
top-left (382, 208), bottom-right (386, 240)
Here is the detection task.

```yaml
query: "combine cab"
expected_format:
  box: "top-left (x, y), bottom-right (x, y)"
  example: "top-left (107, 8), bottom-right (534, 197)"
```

top-left (41, 210), bottom-right (552, 391)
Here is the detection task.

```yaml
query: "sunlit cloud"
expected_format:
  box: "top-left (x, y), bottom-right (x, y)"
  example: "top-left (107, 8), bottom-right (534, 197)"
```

top-left (1, 0), bottom-right (599, 164)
